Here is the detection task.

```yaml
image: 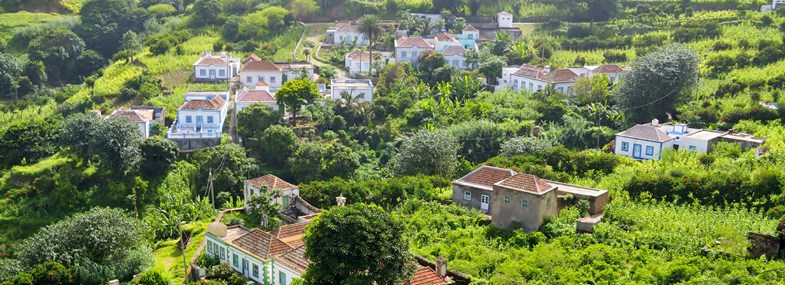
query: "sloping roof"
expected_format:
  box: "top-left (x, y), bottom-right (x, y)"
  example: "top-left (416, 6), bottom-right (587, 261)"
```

top-left (270, 221), bottom-right (309, 241)
top-left (543, 69), bottom-right (580, 83)
top-left (179, 96), bottom-right (226, 110)
top-left (195, 55), bottom-right (228, 66)
top-left (256, 81), bottom-right (269, 87)
top-left (346, 50), bottom-right (386, 61)
top-left (498, 11), bottom-right (512, 16)
top-left (232, 229), bottom-right (294, 260)
top-left (496, 173), bottom-right (554, 194)
top-left (408, 266), bottom-right (448, 285)
top-left (110, 109), bottom-right (152, 123)
top-left (396, 37), bottom-right (434, 49)
top-left (463, 24), bottom-right (479, 32)
top-left (243, 54), bottom-right (261, 64)
top-left (512, 64), bottom-right (548, 79)
top-left (246, 174), bottom-right (297, 190)
top-left (274, 246), bottom-right (310, 274)
top-left (453, 165), bottom-right (516, 190)
top-left (593, 64), bottom-right (624, 74)
top-left (241, 59), bottom-right (281, 72)
top-left (236, 88), bottom-right (275, 103)
top-left (435, 32), bottom-right (458, 43)
top-left (337, 24), bottom-right (360, 33)
top-left (441, 45), bottom-right (466, 57)
top-left (617, 124), bottom-right (673, 143)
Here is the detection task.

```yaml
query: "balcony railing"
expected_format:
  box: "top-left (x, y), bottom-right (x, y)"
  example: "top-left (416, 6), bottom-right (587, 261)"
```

top-left (166, 120), bottom-right (223, 139)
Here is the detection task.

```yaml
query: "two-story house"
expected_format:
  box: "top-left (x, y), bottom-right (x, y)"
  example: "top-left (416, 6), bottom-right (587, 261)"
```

top-left (243, 174), bottom-right (299, 210)
top-left (507, 64), bottom-right (625, 96)
top-left (344, 50), bottom-right (395, 74)
top-left (325, 23), bottom-right (368, 46)
top-left (166, 93), bottom-right (228, 139)
top-left (193, 52), bottom-right (240, 82)
top-left (106, 109), bottom-right (154, 138)
top-left (239, 56), bottom-right (314, 90)
top-left (395, 36), bottom-right (435, 66)
top-left (453, 165), bottom-right (608, 231)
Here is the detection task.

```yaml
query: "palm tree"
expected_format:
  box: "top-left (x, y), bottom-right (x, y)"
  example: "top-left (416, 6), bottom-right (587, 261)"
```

top-left (417, 17), bottom-right (435, 36)
top-left (358, 15), bottom-right (382, 76)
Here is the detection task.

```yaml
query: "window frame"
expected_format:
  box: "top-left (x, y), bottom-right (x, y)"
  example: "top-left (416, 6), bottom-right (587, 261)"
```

top-left (252, 264), bottom-right (259, 278)
top-left (645, 146), bottom-right (654, 156)
top-left (232, 253), bottom-right (238, 267)
top-left (621, 142), bottom-right (629, 151)
top-left (279, 271), bottom-right (287, 285)
top-left (521, 199), bottom-right (528, 208)
top-left (463, 190), bottom-right (471, 201)
top-left (503, 195), bottom-right (510, 204)
top-left (207, 116), bottom-right (214, 124)
top-left (185, 116), bottom-right (192, 124)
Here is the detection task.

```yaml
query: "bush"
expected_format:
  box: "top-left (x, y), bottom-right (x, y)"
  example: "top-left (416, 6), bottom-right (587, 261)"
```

top-left (133, 269), bottom-right (168, 285)
top-left (501, 136), bottom-right (556, 157)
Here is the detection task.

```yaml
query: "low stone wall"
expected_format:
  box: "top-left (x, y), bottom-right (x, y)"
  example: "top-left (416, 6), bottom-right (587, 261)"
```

top-left (171, 138), bottom-right (221, 151)
top-left (748, 232), bottom-right (781, 259)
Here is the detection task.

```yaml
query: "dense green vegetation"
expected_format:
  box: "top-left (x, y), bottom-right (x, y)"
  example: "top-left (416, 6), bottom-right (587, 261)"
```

top-left (2, 0), bottom-right (785, 284)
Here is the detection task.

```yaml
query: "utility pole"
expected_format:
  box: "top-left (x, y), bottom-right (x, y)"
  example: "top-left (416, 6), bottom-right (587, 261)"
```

top-left (208, 168), bottom-right (215, 209)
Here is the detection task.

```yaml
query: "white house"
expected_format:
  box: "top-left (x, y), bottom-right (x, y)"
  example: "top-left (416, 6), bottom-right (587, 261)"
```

top-left (166, 93), bottom-right (228, 139)
top-left (497, 11), bottom-right (514, 28)
top-left (243, 174), bottom-right (299, 210)
top-left (394, 36), bottom-right (434, 65)
top-left (325, 23), bottom-right (368, 46)
top-left (235, 82), bottom-right (279, 114)
top-left (239, 56), bottom-right (314, 90)
top-left (184, 90), bottom-right (229, 101)
top-left (107, 109), bottom-right (153, 138)
top-left (508, 64), bottom-right (625, 96)
top-left (614, 119), bottom-right (764, 160)
top-left (774, 0), bottom-right (785, 9)
top-left (330, 79), bottom-right (374, 103)
top-left (193, 52), bottom-right (240, 82)
top-left (344, 50), bottom-right (395, 74)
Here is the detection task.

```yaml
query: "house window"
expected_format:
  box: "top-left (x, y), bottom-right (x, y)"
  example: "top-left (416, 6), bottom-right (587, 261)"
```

top-left (356, 63), bottom-right (360, 70)
top-left (557, 87), bottom-right (564, 93)
top-left (185, 116), bottom-right (192, 124)
top-left (621, 142), bottom-right (629, 151)
top-left (219, 69), bottom-right (225, 77)
top-left (279, 272), bottom-right (287, 285)
top-left (258, 76), bottom-right (264, 82)
top-left (401, 51), bottom-right (407, 58)
top-left (219, 247), bottom-right (225, 259)
top-left (200, 69), bottom-right (206, 76)
top-left (252, 264), bottom-right (259, 278)
top-left (207, 116), bottom-right (214, 124)
top-left (537, 85), bottom-right (542, 91)
top-left (468, 34), bottom-right (474, 39)
top-left (232, 253), bottom-right (238, 267)
top-left (503, 195), bottom-right (510, 204)
top-left (271, 76), bottom-right (276, 83)
top-left (246, 76), bottom-right (251, 83)
top-left (689, 145), bottom-right (697, 151)
top-left (529, 83), bottom-right (533, 90)
top-left (521, 199), bottom-right (528, 208)
top-left (546, 197), bottom-right (552, 209)
top-left (514, 79), bottom-right (518, 88)
top-left (463, 190), bottom-right (471, 201)
top-left (646, 146), bottom-right (654, 156)
top-left (358, 93), bottom-right (366, 100)
top-left (452, 60), bottom-right (458, 66)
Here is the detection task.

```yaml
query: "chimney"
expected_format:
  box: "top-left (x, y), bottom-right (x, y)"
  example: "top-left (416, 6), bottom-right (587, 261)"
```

top-left (651, 118), bottom-right (659, 126)
top-left (336, 195), bottom-right (346, 207)
top-left (435, 256), bottom-right (447, 277)
top-left (543, 65), bottom-right (551, 73)
top-left (207, 222), bottom-right (228, 238)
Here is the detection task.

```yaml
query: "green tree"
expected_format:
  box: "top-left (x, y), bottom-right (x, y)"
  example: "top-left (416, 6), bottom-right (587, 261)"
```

top-left (16, 207), bottom-right (152, 284)
top-left (23, 61), bottom-right (46, 87)
top-left (0, 52), bottom-right (21, 96)
top-left (291, 0), bottom-right (319, 21)
top-left (392, 130), bottom-right (459, 177)
top-left (147, 3), bottom-right (176, 18)
top-left (140, 137), bottom-right (179, 177)
top-left (60, 113), bottom-right (103, 163)
top-left (258, 6), bottom-right (290, 31)
top-left (615, 44), bottom-right (699, 122)
top-left (478, 53), bottom-right (506, 85)
top-left (192, 0), bottom-right (223, 26)
top-left (260, 125), bottom-right (298, 164)
top-left (303, 204), bottom-right (412, 285)
top-left (135, 269), bottom-right (168, 285)
top-left (79, 0), bottom-right (149, 56)
top-left (572, 74), bottom-right (611, 105)
top-left (28, 29), bottom-right (84, 84)
top-left (237, 103), bottom-right (281, 151)
top-left (0, 117), bottom-right (60, 167)
top-left (276, 78), bottom-right (320, 127)
top-left (358, 15), bottom-right (382, 74)
top-left (29, 261), bottom-right (75, 285)
top-left (246, 190), bottom-right (282, 230)
top-left (121, 31), bottom-right (144, 62)
top-left (289, 141), bottom-right (360, 182)
top-left (93, 117), bottom-right (144, 174)
top-left (501, 136), bottom-right (556, 157)
top-left (192, 144), bottom-right (257, 198)
top-left (238, 11), bottom-right (269, 39)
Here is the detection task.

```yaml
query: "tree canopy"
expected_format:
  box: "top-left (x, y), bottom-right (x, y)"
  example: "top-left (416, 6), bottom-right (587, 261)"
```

top-left (303, 203), bottom-right (412, 285)
top-left (276, 78), bottom-right (320, 127)
top-left (392, 130), bottom-right (459, 177)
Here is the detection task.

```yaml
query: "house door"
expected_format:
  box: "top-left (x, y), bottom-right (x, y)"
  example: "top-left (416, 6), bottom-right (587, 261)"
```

top-left (196, 116), bottom-right (203, 132)
top-left (633, 144), bottom-right (642, 158)
top-left (480, 194), bottom-right (490, 213)
top-left (242, 258), bottom-right (249, 277)
top-left (209, 70), bottom-right (216, 79)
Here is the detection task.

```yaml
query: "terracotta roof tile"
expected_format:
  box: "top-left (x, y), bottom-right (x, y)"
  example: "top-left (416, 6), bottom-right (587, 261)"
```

top-left (454, 166), bottom-right (516, 190)
top-left (110, 109), bottom-right (152, 123)
top-left (463, 24), bottom-right (478, 32)
top-left (232, 229), bottom-right (294, 260)
top-left (243, 54), bottom-right (261, 64)
top-left (270, 221), bottom-right (310, 241)
top-left (246, 174), bottom-right (297, 190)
top-left (543, 69), bottom-right (580, 83)
top-left (396, 37), bottom-right (434, 49)
top-left (179, 96), bottom-right (226, 110)
top-left (617, 124), bottom-right (673, 142)
top-left (196, 55), bottom-right (228, 66)
top-left (435, 32), bottom-right (458, 42)
top-left (496, 173), bottom-right (554, 194)
top-left (274, 246), bottom-right (310, 274)
top-left (236, 88), bottom-right (275, 103)
top-left (407, 266), bottom-right (448, 285)
top-left (593, 64), bottom-right (624, 74)
top-left (241, 59), bottom-right (281, 72)
top-left (441, 45), bottom-right (466, 57)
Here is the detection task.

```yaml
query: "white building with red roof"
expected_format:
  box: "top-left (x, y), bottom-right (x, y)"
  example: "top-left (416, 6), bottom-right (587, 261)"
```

top-left (453, 165), bottom-right (608, 231)
top-left (193, 51), bottom-right (240, 82)
top-left (239, 55), bottom-right (314, 90)
top-left (235, 82), bottom-right (279, 114)
top-left (507, 64), bottom-right (625, 96)
top-left (106, 109), bottom-right (154, 138)
top-left (395, 36), bottom-right (435, 65)
top-left (344, 49), bottom-right (395, 74)
top-left (166, 92), bottom-right (229, 139)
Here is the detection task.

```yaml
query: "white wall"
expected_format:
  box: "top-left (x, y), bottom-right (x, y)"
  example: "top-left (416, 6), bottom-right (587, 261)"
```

top-left (333, 31), bottom-right (367, 46)
top-left (331, 86), bottom-right (374, 103)
top-left (272, 263), bottom-right (301, 285)
top-left (194, 62), bottom-right (239, 81)
top-left (236, 102), bottom-right (279, 114)
top-left (614, 136), bottom-right (671, 160)
top-left (444, 55), bottom-right (467, 70)
top-left (673, 137), bottom-right (710, 153)
top-left (396, 46), bottom-right (431, 65)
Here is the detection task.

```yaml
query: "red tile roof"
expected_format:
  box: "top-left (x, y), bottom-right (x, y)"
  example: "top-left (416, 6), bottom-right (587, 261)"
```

top-left (236, 88), bottom-right (275, 103)
top-left (195, 55), bottom-right (228, 66)
top-left (543, 69), bottom-right (580, 83)
top-left (435, 32), bottom-right (458, 43)
top-left (454, 166), bottom-right (516, 190)
top-left (407, 266), bottom-right (448, 285)
top-left (616, 124), bottom-right (673, 142)
top-left (256, 81), bottom-right (269, 87)
top-left (274, 246), bottom-right (310, 274)
top-left (246, 174), bottom-right (297, 190)
top-left (232, 229), bottom-right (294, 259)
top-left (593, 64), bottom-right (624, 74)
top-left (110, 109), bottom-right (152, 123)
top-left (270, 221), bottom-right (310, 241)
top-left (241, 59), bottom-right (281, 72)
top-left (441, 46), bottom-right (466, 57)
top-left (179, 96), bottom-right (226, 110)
top-left (463, 24), bottom-right (478, 32)
top-left (497, 173), bottom-right (554, 194)
top-left (396, 37), bottom-right (434, 49)
top-left (243, 54), bottom-right (261, 64)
